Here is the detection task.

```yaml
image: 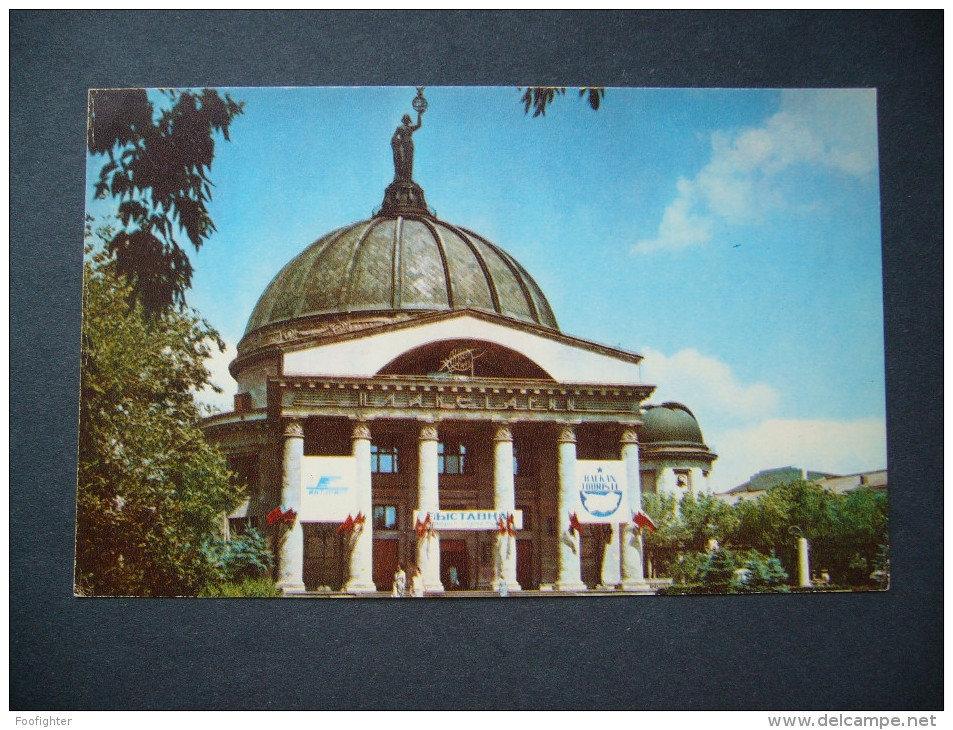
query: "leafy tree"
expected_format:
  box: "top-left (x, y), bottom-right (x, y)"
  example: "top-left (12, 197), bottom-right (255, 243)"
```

top-left (827, 487), bottom-right (888, 584)
top-left (678, 492), bottom-right (740, 552)
top-left (643, 491), bottom-right (739, 581)
top-left (519, 87), bottom-right (605, 117)
top-left (731, 479), bottom-right (837, 578)
top-left (641, 492), bottom-right (682, 578)
top-left (87, 88), bottom-right (244, 314)
top-left (644, 480), bottom-right (886, 589)
top-left (75, 225), bottom-right (243, 596)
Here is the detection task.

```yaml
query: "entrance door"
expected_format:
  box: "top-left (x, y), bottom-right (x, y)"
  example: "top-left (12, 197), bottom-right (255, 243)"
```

top-left (441, 539), bottom-right (470, 590)
top-left (516, 539), bottom-right (536, 589)
top-left (373, 538), bottom-right (399, 592)
top-left (303, 523), bottom-right (345, 591)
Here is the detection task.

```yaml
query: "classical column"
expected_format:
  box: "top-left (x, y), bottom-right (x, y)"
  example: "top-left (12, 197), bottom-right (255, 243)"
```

top-left (416, 421), bottom-right (443, 593)
top-left (493, 424), bottom-right (521, 592)
top-left (620, 427), bottom-right (652, 592)
top-left (345, 420), bottom-right (376, 593)
top-left (556, 425), bottom-right (586, 591)
top-left (601, 525), bottom-right (622, 589)
top-left (277, 418), bottom-right (306, 594)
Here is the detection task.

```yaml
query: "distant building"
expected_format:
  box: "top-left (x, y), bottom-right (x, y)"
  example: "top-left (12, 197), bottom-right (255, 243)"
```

top-left (715, 467), bottom-right (887, 505)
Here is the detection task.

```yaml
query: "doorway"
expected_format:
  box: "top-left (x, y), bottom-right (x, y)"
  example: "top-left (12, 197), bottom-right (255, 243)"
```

top-left (516, 539), bottom-right (537, 589)
top-left (440, 539), bottom-right (470, 590)
top-left (373, 538), bottom-right (399, 592)
top-left (303, 523), bottom-right (345, 591)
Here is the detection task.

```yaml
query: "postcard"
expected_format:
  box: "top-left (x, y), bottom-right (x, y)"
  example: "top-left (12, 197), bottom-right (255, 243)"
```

top-left (78, 86), bottom-right (887, 597)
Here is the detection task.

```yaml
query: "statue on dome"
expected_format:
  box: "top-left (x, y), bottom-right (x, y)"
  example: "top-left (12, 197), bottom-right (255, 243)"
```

top-left (391, 88), bottom-right (427, 182)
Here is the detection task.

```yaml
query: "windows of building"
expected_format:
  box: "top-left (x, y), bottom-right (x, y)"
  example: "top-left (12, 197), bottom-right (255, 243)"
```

top-left (371, 441), bottom-right (399, 473)
top-left (438, 441), bottom-right (467, 475)
top-left (373, 505), bottom-right (398, 531)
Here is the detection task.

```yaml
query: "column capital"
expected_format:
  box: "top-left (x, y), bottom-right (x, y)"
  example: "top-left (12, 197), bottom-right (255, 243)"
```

top-left (419, 423), bottom-right (439, 442)
top-left (557, 425), bottom-right (576, 444)
top-left (283, 418), bottom-right (304, 439)
top-left (351, 420), bottom-right (372, 441)
top-left (493, 424), bottom-right (513, 442)
top-left (620, 428), bottom-right (639, 445)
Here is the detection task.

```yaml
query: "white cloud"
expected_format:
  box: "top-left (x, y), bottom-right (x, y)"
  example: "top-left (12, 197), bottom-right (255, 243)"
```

top-left (633, 89), bottom-right (878, 254)
top-left (638, 346), bottom-right (886, 492)
top-left (631, 191), bottom-right (712, 254)
top-left (641, 347), bottom-right (780, 420)
top-left (708, 417), bottom-right (887, 492)
top-left (194, 340), bottom-right (238, 413)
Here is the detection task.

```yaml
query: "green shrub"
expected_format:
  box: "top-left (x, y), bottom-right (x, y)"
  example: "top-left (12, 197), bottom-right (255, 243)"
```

top-left (699, 549), bottom-right (741, 590)
top-left (733, 551), bottom-right (789, 593)
top-left (205, 528), bottom-right (273, 583)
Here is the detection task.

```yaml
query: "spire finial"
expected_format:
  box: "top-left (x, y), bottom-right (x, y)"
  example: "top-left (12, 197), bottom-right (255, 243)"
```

top-left (380, 88), bottom-right (431, 217)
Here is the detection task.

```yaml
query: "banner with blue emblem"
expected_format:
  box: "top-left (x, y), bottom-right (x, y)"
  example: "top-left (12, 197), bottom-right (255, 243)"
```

top-left (299, 456), bottom-right (357, 521)
top-left (575, 460), bottom-right (629, 523)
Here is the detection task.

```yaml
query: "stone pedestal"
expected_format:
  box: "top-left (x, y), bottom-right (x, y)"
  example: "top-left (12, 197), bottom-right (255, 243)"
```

top-left (492, 425), bottom-right (521, 592)
top-left (416, 422), bottom-right (444, 593)
top-left (798, 537), bottom-right (812, 588)
top-left (345, 422), bottom-right (377, 593)
top-left (556, 426), bottom-right (586, 592)
top-left (277, 419), bottom-right (306, 594)
top-left (620, 429), bottom-right (652, 592)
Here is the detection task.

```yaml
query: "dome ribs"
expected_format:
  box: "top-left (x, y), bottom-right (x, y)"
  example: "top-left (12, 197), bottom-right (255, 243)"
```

top-left (245, 224), bottom-right (347, 334)
top-left (340, 219), bottom-right (385, 313)
top-left (296, 224), bottom-right (356, 318)
top-left (418, 217), bottom-right (456, 309)
top-left (391, 217), bottom-right (403, 309)
top-left (439, 220), bottom-right (501, 316)
top-left (458, 226), bottom-right (542, 326)
top-left (243, 213), bottom-right (561, 341)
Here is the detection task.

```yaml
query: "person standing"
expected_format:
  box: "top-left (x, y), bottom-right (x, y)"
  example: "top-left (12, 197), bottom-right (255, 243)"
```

top-left (410, 566), bottom-right (425, 598)
top-left (392, 563), bottom-right (406, 598)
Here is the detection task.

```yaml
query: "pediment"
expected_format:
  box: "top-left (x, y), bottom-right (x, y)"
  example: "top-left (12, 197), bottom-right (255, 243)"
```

top-left (281, 310), bottom-right (644, 385)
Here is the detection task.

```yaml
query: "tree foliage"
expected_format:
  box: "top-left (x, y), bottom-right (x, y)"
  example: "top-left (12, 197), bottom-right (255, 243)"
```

top-left (642, 480), bottom-right (888, 588)
top-left (519, 87), bottom-right (605, 117)
top-left (87, 88), bottom-right (244, 314)
top-left (75, 224), bottom-right (243, 596)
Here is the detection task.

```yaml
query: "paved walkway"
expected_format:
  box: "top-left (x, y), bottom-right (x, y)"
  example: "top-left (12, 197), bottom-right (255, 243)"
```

top-left (290, 588), bottom-right (657, 598)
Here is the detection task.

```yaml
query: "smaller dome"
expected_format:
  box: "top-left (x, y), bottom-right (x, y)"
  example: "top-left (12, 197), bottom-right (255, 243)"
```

top-left (640, 402), bottom-right (705, 445)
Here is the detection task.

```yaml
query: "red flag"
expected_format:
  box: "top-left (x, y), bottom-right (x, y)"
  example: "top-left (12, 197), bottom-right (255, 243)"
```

top-left (267, 507), bottom-right (283, 526)
top-left (337, 514), bottom-right (354, 534)
top-left (281, 508), bottom-right (297, 526)
top-left (506, 513), bottom-right (517, 537)
top-left (633, 510), bottom-right (657, 532)
top-left (415, 513), bottom-right (431, 538)
top-left (354, 511), bottom-right (366, 526)
top-left (497, 515), bottom-right (507, 536)
top-left (569, 512), bottom-right (583, 536)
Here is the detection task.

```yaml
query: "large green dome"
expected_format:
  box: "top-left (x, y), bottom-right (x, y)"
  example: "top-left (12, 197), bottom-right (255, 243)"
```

top-left (244, 214), bottom-right (559, 338)
top-left (640, 402), bottom-right (706, 445)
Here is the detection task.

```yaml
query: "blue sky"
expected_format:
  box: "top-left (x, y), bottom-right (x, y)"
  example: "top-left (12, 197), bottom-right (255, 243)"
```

top-left (85, 86), bottom-right (886, 490)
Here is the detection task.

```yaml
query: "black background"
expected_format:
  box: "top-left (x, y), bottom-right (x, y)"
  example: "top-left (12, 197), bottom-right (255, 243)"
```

top-left (10, 11), bottom-right (942, 710)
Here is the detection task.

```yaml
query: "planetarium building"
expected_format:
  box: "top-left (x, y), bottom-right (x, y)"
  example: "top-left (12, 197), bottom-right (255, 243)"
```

top-left (202, 96), bottom-right (716, 595)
